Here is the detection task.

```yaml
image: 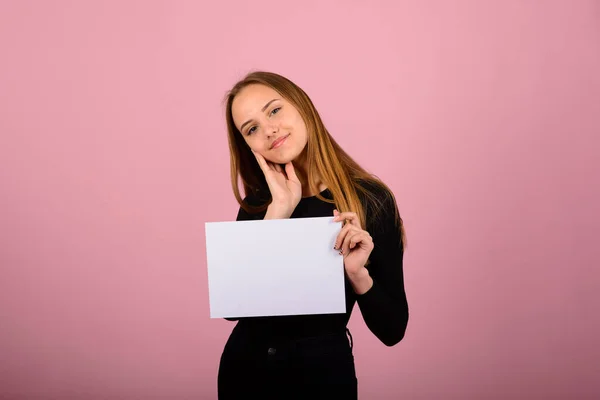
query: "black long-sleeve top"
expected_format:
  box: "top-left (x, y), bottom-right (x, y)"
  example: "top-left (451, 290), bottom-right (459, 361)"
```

top-left (226, 182), bottom-right (409, 347)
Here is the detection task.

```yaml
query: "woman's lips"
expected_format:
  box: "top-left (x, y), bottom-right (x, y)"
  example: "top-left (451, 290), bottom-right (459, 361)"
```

top-left (270, 134), bottom-right (290, 149)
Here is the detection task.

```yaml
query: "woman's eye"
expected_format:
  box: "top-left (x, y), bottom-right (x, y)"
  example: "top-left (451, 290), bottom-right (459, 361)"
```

top-left (270, 107), bottom-right (281, 116)
top-left (247, 126), bottom-right (256, 135)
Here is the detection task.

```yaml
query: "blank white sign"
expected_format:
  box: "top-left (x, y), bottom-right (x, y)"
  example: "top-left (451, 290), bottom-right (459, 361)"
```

top-left (205, 216), bottom-right (346, 319)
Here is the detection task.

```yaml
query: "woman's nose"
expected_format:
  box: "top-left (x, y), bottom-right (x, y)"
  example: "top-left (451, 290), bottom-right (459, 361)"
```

top-left (264, 123), bottom-right (279, 137)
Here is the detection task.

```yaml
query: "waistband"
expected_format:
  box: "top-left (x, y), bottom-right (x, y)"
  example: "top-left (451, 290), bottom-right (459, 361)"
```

top-left (234, 319), bottom-right (353, 349)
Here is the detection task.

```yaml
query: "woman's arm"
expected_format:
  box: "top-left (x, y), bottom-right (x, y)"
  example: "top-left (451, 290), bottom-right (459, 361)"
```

top-left (355, 191), bottom-right (409, 346)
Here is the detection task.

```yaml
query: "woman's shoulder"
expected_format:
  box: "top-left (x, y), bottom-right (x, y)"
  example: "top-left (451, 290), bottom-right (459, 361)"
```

top-left (241, 190), bottom-right (267, 207)
top-left (355, 177), bottom-right (402, 234)
top-left (355, 177), bottom-right (397, 209)
top-left (236, 189), bottom-right (269, 221)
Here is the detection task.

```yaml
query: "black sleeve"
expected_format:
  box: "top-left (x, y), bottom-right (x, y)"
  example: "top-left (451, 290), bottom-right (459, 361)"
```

top-left (356, 191), bottom-right (409, 346)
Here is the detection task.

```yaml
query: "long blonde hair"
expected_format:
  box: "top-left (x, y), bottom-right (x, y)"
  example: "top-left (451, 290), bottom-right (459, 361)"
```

top-left (224, 71), bottom-right (406, 248)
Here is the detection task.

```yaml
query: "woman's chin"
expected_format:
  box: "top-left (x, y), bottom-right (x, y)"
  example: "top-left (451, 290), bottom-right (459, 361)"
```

top-left (264, 152), bottom-right (295, 165)
top-left (264, 144), bottom-right (307, 165)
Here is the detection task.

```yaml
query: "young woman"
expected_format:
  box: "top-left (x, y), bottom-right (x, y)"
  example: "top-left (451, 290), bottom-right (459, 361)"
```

top-left (217, 71), bottom-right (409, 399)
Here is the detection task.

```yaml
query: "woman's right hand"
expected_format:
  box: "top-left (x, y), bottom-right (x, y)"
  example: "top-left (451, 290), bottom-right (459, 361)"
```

top-left (253, 151), bottom-right (302, 219)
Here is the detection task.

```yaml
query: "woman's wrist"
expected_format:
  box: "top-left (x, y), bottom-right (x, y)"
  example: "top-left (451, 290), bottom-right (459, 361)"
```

top-left (347, 267), bottom-right (373, 295)
top-left (264, 203), bottom-right (292, 219)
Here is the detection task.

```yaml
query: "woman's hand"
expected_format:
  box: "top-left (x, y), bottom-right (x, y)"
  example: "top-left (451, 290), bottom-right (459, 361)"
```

top-left (253, 151), bottom-right (302, 219)
top-left (333, 210), bottom-right (374, 293)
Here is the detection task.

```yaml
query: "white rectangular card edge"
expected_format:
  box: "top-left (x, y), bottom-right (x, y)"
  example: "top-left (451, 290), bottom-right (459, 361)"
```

top-left (204, 216), bottom-right (345, 318)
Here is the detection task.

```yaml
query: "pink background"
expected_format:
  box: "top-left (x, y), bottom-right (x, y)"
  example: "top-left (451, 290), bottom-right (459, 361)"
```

top-left (1, 1), bottom-right (599, 399)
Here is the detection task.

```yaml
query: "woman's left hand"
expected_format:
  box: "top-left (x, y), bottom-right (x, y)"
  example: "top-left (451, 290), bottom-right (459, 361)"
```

top-left (333, 210), bottom-right (374, 276)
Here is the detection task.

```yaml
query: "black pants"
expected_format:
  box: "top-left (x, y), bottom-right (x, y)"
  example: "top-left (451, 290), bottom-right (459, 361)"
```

top-left (217, 325), bottom-right (357, 399)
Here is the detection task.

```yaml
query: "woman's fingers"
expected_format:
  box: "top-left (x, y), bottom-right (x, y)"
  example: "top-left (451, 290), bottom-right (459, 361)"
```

top-left (342, 230), bottom-right (362, 255)
top-left (253, 151), bottom-right (281, 174)
top-left (333, 210), bottom-right (373, 255)
top-left (284, 162), bottom-right (299, 183)
top-left (252, 150), bottom-right (270, 173)
top-left (334, 223), bottom-right (359, 253)
top-left (332, 210), bottom-right (362, 228)
top-left (341, 230), bottom-right (373, 255)
top-left (348, 231), bottom-right (373, 250)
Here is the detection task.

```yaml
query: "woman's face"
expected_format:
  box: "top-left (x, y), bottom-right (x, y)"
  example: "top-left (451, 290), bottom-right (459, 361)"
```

top-left (231, 84), bottom-right (308, 165)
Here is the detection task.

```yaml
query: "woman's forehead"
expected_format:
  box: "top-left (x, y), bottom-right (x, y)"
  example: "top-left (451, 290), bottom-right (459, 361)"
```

top-left (232, 84), bottom-right (282, 122)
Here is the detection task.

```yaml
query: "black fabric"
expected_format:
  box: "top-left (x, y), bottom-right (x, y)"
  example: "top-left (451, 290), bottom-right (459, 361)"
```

top-left (218, 325), bottom-right (357, 399)
top-left (217, 182), bottom-right (409, 398)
